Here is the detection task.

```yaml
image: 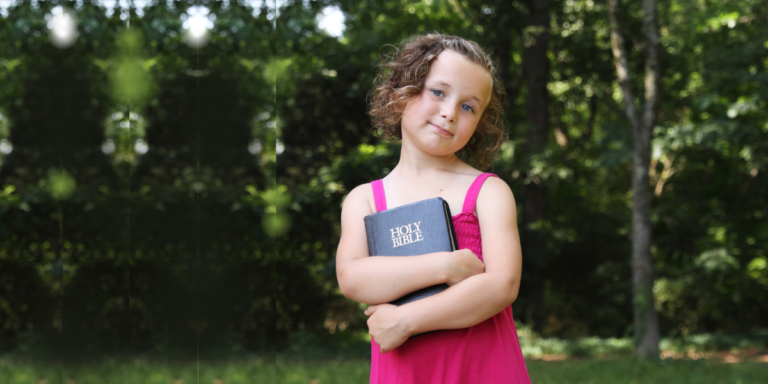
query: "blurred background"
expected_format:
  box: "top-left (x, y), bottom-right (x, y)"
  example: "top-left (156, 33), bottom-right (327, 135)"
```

top-left (0, 0), bottom-right (277, 379)
top-left (1, 0), bottom-right (767, 383)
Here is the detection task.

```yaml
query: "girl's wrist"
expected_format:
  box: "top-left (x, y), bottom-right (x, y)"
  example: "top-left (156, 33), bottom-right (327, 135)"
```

top-left (397, 304), bottom-right (419, 337)
top-left (438, 251), bottom-right (457, 285)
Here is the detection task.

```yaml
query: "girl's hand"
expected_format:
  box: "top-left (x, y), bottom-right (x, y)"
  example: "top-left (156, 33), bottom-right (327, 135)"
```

top-left (445, 249), bottom-right (485, 286)
top-left (365, 304), bottom-right (410, 354)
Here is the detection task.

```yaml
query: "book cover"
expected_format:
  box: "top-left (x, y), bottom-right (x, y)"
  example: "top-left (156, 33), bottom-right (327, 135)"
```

top-left (364, 197), bottom-right (459, 306)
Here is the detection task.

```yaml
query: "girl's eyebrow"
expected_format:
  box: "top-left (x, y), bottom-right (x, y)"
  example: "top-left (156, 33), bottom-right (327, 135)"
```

top-left (427, 80), bottom-right (452, 89)
top-left (428, 80), bottom-right (482, 104)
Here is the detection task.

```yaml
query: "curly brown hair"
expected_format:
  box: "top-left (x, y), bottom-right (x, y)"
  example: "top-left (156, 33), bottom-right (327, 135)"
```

top-left (368, 33), bottom-right (507, 170)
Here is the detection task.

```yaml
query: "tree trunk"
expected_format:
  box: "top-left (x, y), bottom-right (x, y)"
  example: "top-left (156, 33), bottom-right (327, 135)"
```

top-left (491, 5), bottom-right (512, 90)
top-left (522, 0), bottom-right (550, 227)
top-left (630, 110), bottom-right (659, 358)
top-left (608, 0), bottom-right (661, 358)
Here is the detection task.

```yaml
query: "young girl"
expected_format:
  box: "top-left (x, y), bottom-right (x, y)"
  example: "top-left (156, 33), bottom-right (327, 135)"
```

top-left (336, 34), bottom-right (530, 383)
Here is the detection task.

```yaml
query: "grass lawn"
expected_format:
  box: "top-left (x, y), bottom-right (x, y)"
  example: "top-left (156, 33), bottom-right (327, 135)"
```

top-left (1, 356), bottom-right (766, 383)
top-left (526, 359), bottom-right (768, 384)
top-left (0, 357), bottom-right (279, 384)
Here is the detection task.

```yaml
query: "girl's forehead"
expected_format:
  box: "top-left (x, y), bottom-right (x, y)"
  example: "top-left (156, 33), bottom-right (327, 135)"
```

top-left (425, 50), bottom-right (492, 107)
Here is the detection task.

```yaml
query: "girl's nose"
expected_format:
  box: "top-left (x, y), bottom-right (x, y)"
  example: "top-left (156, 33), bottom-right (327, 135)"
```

top-left (441, 104), bottom-right (457, 122)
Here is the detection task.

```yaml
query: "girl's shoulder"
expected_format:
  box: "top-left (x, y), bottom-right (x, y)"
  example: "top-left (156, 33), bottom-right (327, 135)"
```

top-left (475, 175), bottom-right (516, 217)
top-left (477, 175), bottom-right (514, 198)
top-left (454, 160), bottom-right (509, 191)
top-left (451, 168), bottom-right (513, 217)
top-left (344, 182), bottom-right (377, 216)
top-left (452, 162), bottom-right (500, 189)
top-left (454, 159), bottom-right (483, 175)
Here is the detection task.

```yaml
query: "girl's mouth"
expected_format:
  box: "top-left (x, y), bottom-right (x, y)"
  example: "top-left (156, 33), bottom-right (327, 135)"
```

top-left (429, 123), bottom-right (453, 137)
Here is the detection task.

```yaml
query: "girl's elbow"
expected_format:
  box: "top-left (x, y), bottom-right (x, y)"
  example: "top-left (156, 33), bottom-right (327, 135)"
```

top-left (338, 282), bottom-right (375, 304)
top-left (508, 288), bottom-right (519, 304)
top-left (338, 281), bottom-right (361, 300)
top-left (503, 279), bottom-right (520, 304)
top-left (336, 267), bottom-right (356, 299)
top-left (487, 274), bottom-right (519, 306)
top-left (337, 269), bottom-right (368, 302)
top-left (338, 280), bottom-right (353, 299)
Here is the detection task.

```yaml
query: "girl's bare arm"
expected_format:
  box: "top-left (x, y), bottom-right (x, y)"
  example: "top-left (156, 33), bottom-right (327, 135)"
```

top-left (366, 177), bottom-right (522, 348)
top-left (335, 184), bottom-right (484, 305)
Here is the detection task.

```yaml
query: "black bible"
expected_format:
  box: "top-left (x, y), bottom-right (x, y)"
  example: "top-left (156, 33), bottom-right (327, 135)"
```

top-left (364, 197), bottom-right (459, 306)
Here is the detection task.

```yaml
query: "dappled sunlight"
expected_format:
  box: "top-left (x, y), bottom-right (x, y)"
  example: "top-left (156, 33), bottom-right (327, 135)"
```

top-left (46, 6), bottom-right (77, 48)
top-left (46, 168), bottom-right (76, 201)
top-left (102, 110), bottom-right (148, 166)
top-left (182, 5), bottom-right (215, 48)
top-left (110, 28), bottom-right (154, 108)
top-left (317, 6), bottom-right (345, 39)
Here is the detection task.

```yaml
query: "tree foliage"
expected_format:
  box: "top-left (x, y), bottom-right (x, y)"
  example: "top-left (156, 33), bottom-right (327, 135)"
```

top-left (0, 0), bottom-right (274, 358)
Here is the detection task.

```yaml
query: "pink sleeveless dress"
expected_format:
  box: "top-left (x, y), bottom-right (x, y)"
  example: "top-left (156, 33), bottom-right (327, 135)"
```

top-left (369, 173), bottom-right (531, 384)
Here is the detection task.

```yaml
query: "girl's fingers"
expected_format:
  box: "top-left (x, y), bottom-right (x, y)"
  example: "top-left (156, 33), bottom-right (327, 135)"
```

top-left (364, 305), bottom-right (378, 316)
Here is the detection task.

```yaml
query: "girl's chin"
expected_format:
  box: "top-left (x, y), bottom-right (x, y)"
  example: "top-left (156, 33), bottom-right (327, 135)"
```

top-left (402, 133), bottom-right (463, 155)
top-left (416, 143), bottom-right (461, 158)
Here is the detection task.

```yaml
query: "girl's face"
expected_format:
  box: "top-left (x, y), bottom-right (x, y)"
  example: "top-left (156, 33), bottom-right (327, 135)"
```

top-left (400, 50), bottom-right (492, 158)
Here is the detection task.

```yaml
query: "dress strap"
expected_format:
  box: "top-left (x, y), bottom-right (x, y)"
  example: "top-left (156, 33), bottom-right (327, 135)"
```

top-left (461, 173), bottom-right (498, 215)
top-left (371, 179), bottom-right (388, 212)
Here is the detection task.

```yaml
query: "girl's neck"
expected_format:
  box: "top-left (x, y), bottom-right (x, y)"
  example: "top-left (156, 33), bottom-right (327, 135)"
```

top-left (390, 142), bottom-right (462, 179)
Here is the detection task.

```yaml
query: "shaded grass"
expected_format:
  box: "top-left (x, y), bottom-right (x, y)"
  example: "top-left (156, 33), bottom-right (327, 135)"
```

top-left (526, 359), bottom-right (768, 384)
top-left (1, 356), bottom-right (766, 383)
top-left (276, 358), bottom-right (370, 384)
top-left (0, 356), bottom-right (278, 384)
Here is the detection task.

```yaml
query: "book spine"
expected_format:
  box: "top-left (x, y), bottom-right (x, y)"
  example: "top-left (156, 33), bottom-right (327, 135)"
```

top-left (441, 200), bottom-right (459, 251)
top-left (364, 216), bottom-right (377, 255)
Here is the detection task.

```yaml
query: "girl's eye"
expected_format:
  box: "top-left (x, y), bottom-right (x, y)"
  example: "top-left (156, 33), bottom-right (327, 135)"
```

top-left (431, 89), bottom-right (444, 97)
top-left (462, 104), bottom-right (475, 113)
